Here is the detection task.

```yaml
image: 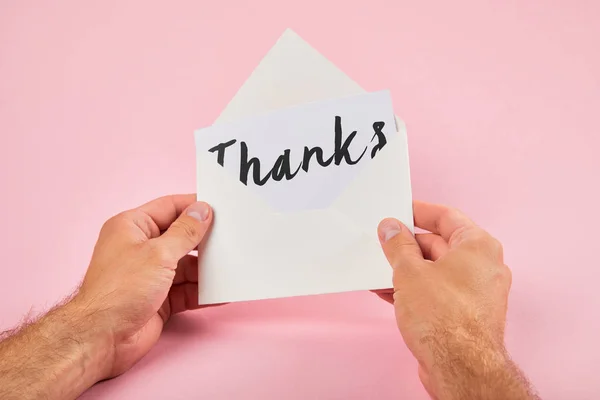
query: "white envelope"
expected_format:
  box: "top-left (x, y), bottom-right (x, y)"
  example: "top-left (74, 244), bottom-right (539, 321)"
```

top-left (196, 29), bottom-right (413, 304)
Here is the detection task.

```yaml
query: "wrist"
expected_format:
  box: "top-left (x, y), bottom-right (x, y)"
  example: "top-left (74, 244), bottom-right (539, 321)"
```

top-left (61, 296), bottom-right (116, 384)
top-left (0, 297), bottom-right (116, 400)
top-left (420, 325), bottom-right (532, 400)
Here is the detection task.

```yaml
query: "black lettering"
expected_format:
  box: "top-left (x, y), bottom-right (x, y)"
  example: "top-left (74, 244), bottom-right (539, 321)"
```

top-left (301, 146), bottom-right (334, 172)
top-left (270, 149), bottom-right (302, 181)
top-left (240, 141), bottom-right (271, 186)
top-left (370, 121), bottom-right (387, 158)
top-left (333, 116), bottom-right (366, 165)
top-left (216, 116), bottom-right (383, 186)
top-left (208, 139), bottom-right (237, 166)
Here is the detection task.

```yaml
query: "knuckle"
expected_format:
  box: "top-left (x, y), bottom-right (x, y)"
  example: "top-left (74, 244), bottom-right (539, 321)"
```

top-left (442, 205), bottom-right (460, 219)
top-left (175, 219), bottom-right (200, 240)
top-left (477, 233), bottom-right (504, 259)
top-left (491, 263), bottom-right (512, 288)
top-left (502, 264), bottom-right (512, 283)
top-left (101, 211), bottom-right (129, 232)
top-left (390, 239), bottom-right (418, 252)
top-left (470, 229), bottom-right (489, 243)
top-left (437, 206), bottom-right (458, 231)
top-left (461, 229), bottom-right (496, 251)
top-left (442, 205), bottom-right (465, 224)
top-left (491, 237), bottom-right (504, 257)
top-left (449, 225), bottom-right (469, 244)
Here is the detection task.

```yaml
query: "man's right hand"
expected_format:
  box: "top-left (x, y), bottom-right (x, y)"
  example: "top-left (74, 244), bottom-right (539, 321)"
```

top-left (377, 201), bottom-right (538, 400)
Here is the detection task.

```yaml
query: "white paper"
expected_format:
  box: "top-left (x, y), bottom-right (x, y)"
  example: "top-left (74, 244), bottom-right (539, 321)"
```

top-left (196, 91), bottom-right (396, 212)
top-left (196, 29), bottom-right (413, 304)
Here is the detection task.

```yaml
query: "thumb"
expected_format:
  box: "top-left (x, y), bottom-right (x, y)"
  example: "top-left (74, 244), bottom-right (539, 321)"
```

top-left (156, 201), bottom-right (213, 260)
top-left (378, 218), bottom-right (424, 270)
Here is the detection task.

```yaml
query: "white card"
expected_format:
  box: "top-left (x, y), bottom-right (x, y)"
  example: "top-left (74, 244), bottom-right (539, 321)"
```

top-left (195, 29), bottom-right (413, 304)
top-left (196, 91), bottom-right (396, 212)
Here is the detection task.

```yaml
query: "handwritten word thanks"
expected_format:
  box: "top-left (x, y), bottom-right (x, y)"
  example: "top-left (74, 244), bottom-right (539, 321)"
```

top-left (208, 116), bottom-right (388, 186)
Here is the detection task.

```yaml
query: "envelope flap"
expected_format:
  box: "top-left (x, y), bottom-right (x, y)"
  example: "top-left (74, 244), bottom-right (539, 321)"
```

top-left (216, 29), bottom-right (365, 122)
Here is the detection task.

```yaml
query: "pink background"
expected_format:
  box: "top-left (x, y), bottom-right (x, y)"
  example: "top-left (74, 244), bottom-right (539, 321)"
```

top-left (1, 1), bottom-right (599, 399)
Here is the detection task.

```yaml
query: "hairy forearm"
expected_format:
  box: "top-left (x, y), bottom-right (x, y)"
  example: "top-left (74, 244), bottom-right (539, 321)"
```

top-left (424, 325), bottom-right (539, 400)
top-left (0, 298), bottom-right (113, 400)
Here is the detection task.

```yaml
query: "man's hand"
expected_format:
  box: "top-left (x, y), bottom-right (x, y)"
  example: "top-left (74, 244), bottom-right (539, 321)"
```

top-left (75, 194), bottom-right (214, 377)
top-left (0, 194), bottom-right (214, 399)
top-left (377, 201), bottom-right (538, 400)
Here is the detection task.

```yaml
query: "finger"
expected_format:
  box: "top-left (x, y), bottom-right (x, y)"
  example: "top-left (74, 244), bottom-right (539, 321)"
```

top-left (173, 254), bottom-right (199, 285)
top-left (138, 194), bottom-right (197, 231)
top-left (154, 201), bottom-right (213, 261)
top-left (415, 233), bottom-right (449, 261)
top-left (168, 283), bottom-right (225, 316)
top-left (168, 283), bottom-right (199, 314)
top-left (378, 218), bottom-right (424, 272)
top-left (371, 289), bottom-right (394, 305)
top-left (413, 200), bottom-right (477, 246)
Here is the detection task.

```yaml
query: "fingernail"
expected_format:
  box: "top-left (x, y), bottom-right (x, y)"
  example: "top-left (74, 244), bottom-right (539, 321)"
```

top-left (379, 219), bottom-right (402, 242)
top-left (187, 202), bottom-right (210, 221)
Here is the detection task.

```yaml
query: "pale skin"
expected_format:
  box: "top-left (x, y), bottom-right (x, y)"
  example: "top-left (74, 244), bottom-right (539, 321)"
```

top-left (0, 194), bottom-right (539, 399)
